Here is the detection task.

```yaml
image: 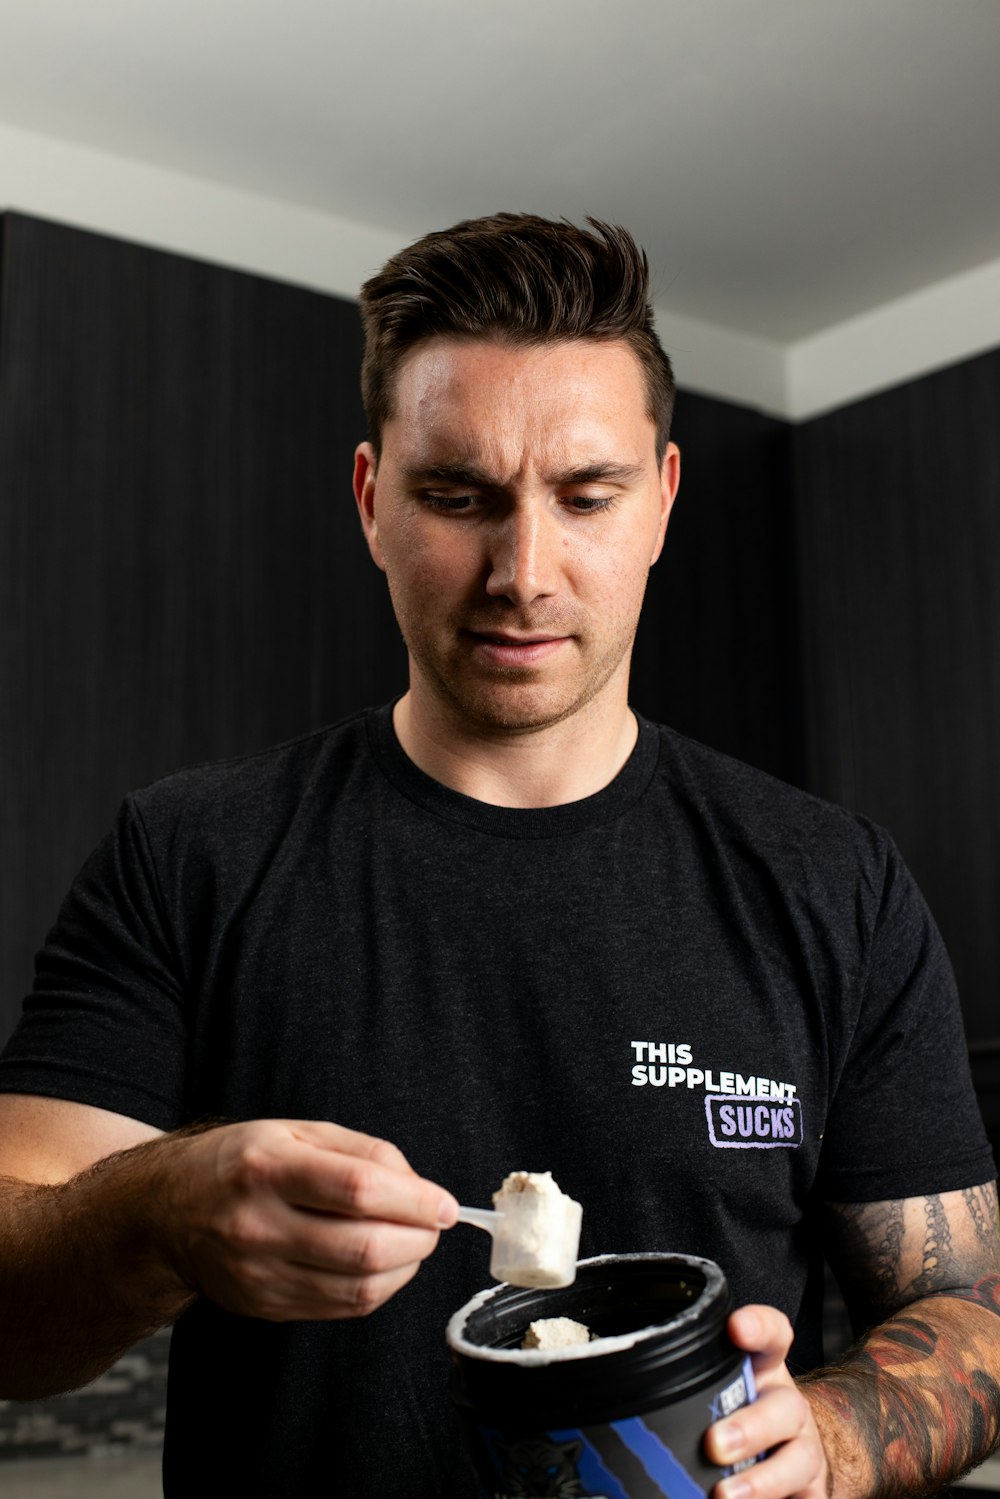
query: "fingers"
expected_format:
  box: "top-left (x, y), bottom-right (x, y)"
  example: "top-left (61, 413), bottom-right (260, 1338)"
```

top-left (286, 1119), bottom-right (415, 1174)
top-left (727, 1305), bottom-right (795, 1378)
top-left (707, 1384), bottom-right (807, 1465)
top-left (707, 1375), bottom-right (829, 1499)
top-left (274, 1260), bottom-right (425, 1321)
top-left (236, 1194), bottom-right (442, 1280)
top-left (191, 1185), bottom-right (443, 1321)
top-left (714, 1428), bottom-right (826, 1499)
top-left (195, 1244), bottom-right (429, 1322)
top-left (221, 1121), bottom-right (459, 1230)
top-left (165, 1119), bottom-right (459, 1323)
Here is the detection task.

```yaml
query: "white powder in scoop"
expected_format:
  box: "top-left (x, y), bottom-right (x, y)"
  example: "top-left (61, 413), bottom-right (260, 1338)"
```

top-left (495, 1170), bottom-right (559, 1199)
top-left (493, 1172), bottom-right (561, 1254)
top-left (489, 1171), bottom-right (582, 1288)
top-left (521, 1317), bottom-right (593, 1350)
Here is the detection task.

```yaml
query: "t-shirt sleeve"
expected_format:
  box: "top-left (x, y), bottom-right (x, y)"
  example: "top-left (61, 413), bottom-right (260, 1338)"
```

top-left (0, 795), bottom-right (188, 1131)
top-left (816, 834), bottom-right (995, 1202)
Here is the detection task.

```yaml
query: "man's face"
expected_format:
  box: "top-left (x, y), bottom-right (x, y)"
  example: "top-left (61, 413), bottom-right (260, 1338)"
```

top-left (353, 336), bottom-right (680, 736)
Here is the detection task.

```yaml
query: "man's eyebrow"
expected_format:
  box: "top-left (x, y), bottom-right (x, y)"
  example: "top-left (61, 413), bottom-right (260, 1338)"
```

top-left (401, 461), bottom-right (647, 489)
top-left (551, 463), bottom-right (646, 486)
top-left (402, 462), bottom-right (498, 488)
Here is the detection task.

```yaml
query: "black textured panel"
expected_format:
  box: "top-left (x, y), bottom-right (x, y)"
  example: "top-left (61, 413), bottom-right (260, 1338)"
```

top-left (632, 388), bottom-right (801, 786)
top-left (0, 213), bottom-right (405, 1040)
top-left (792, 349), bottom-right (1000, 1041)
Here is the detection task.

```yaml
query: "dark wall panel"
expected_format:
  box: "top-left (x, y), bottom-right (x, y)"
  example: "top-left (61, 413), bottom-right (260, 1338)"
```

top-left (632, 389), bottom-right (801, 787)
top-left (0, 213), bottom-right (404, 1040)
top-left (793, 348), bottom-right (1000, 1041)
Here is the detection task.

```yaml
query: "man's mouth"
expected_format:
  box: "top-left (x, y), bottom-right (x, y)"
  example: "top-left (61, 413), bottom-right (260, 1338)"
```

top-left (474, 632), bottom-right (565, 645)
top-left (464, 629), bottom-right (571, 665)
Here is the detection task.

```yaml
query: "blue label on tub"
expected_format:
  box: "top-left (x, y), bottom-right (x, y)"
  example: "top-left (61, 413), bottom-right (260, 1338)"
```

top-left (471, 1356), bottom-right (756, 1497)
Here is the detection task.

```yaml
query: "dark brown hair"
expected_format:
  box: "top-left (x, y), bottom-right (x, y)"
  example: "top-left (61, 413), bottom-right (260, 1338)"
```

top-left (359, 212), bottom-right (675, 459)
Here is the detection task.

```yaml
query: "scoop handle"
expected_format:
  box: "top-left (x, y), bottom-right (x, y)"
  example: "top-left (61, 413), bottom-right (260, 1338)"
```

top-left (456, 1206), bottom-right (503, 1234)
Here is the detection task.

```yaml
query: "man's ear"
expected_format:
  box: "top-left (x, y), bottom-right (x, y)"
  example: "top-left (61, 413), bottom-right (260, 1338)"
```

top-left (650, 441), bottom-right (681, 567)
top-left (353, 442), bottom-right (386, 572)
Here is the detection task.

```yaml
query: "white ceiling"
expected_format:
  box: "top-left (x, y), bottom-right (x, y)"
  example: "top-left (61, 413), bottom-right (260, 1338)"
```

top-left (0, 0), bottom-right (998, 343)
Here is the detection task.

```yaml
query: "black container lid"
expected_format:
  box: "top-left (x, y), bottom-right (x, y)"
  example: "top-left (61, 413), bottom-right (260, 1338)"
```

top-left (447, 1253), bottom-right (738, 1428)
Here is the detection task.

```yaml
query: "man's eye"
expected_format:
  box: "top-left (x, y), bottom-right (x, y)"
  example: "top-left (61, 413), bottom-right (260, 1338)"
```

top-left (567, 495), bottom-right (615, 513)
top-left (422, 493), bottom-right (478, 512)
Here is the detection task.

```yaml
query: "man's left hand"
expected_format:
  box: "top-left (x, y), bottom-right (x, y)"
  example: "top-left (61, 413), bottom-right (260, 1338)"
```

top-left (705, 1305), bottom-right (830, 1499)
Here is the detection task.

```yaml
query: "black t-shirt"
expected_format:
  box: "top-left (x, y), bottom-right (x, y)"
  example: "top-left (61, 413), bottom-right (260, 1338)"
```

top-left (1, 705), bottom-right (993, 1497)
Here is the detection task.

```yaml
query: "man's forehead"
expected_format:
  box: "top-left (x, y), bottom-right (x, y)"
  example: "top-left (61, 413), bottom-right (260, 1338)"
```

top-left (385, 335), bottom-right (655, 463)
top-left (392, 334), bottom-right (648, 404)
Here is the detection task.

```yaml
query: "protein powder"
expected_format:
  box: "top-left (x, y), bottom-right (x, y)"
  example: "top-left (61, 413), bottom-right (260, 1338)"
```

top-left (489, 1171), bottom-right (583, 1289)
top-left (522, 1317), bottom-right (592, 1350)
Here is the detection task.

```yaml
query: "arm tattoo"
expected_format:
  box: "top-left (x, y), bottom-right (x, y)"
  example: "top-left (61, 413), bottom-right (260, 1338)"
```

top-left (805, 1280), bottom-right (1000, 1497)
top-left (927, 1274), bottom-right (1000, 1319)
top-left (910, 1194), bottom-right (954, 1298)
top-left (825, 1199), bottom-right (907, 1318)
top-left (810, 1187), bottom-right (1000, 1493)
top-left (963, 1184), bottom-right (999, 1251)
top-left (825, 1184), bottom-right (1000, 1322)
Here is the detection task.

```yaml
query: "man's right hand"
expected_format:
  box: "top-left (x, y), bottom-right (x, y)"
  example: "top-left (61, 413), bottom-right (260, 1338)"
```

top-left (155, 1118), bottom-right (459, 1321)
top-left (0, 1097), bottom-right (459, 1398)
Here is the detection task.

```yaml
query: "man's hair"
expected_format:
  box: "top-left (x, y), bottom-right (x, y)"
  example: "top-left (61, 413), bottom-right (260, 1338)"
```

top-left (358, 212), bottom-right (675, 460)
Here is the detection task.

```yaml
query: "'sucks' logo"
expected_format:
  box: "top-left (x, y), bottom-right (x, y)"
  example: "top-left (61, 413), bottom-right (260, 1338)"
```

top-left (705, 1095), bottom-right (803, 1149)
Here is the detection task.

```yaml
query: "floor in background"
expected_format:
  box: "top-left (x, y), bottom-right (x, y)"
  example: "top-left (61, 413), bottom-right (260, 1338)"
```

top-left (959, 1457), bottom-right (1000, 1491)
top-left (0, 1449), bottom-right (162, 1496)
top-left (0, 1328), bottom-right (168, 1463)
top-left (0, 1430), bottom-right (997, 1496)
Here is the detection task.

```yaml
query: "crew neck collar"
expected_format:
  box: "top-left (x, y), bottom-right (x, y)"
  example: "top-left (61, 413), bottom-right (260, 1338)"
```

top-left (365, 701), bottom-right (661, 839)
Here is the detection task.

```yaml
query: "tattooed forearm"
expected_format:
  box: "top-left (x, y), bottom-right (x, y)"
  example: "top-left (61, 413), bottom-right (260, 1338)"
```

top-left (809, 1188), bottom-right (1000, 1496)
top-left (803, 1276), bottom-right (1000, 1499)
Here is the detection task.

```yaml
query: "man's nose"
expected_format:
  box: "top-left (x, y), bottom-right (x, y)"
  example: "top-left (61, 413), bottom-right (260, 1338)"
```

top-left (485, 504), bottom-right (559, 605)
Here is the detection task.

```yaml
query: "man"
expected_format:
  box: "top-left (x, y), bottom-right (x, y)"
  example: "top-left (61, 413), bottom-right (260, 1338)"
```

top-left (0, 214), bottom-right (997, 1499)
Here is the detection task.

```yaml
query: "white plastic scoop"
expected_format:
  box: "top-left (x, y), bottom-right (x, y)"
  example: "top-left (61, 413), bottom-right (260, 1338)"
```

top-left (457, 1171), bottom-right (583, 1288)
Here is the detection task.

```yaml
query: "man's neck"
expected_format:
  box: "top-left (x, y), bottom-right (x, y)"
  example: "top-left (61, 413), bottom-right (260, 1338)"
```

top-left (391, 689), bottom-right (639, 809)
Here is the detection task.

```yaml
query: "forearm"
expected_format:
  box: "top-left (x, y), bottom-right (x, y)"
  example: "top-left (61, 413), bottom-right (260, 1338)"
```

top-left (0, 1115), bottom-right (454, 1400)
top-left (0, 1137), bottom-right (196, 1399)
top-left (801, 1276), bottom-right (1000, 1499)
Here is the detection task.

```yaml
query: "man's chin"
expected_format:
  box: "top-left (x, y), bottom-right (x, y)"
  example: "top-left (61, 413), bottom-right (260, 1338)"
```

top-left (437, 676), bottom-right (594, 736)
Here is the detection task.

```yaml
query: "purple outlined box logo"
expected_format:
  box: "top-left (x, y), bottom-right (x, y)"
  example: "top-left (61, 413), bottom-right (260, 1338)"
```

top-left (706, 1095), bottom-right (803, 1149)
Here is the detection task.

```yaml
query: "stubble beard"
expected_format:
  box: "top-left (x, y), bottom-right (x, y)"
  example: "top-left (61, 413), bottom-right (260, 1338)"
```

top-left (398, 609), bottom-right (640, 738)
